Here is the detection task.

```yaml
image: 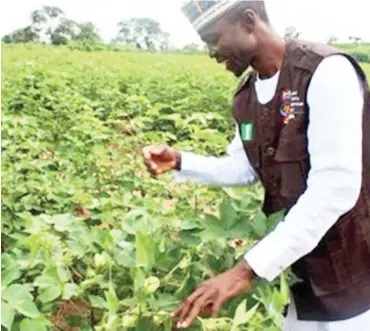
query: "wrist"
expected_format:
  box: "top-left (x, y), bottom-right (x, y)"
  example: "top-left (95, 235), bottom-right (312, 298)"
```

top-left (174, 149), bottom-right (181, 171)
top-left (235, 260), bottom-right (256, 280)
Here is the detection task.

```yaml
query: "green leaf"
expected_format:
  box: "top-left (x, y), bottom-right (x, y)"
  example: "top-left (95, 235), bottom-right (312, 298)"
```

top-left (14, 298), bottom-right (41, 319)
top-left (2, 284), bottom-right (40, 318)
top-left (66, 313), bottom-right (86, 327)
top-left (250, 211), bottom-right (267, 237)
top-left (135, 317), bottom-right (152, 331)
top-left (266, 210), bottom-right (285, 234)
top-left (93, 228), bottom-right (114, 249)
top-left (38, 284), bottom-right (62, 303)
top-left (88, 295), bottom-right (106, 309)
top-left (1, 267), bottom-right (21, 287)
top-left (23, 213), bottom-right (50, 234)
top-left (49, 213), bottom-right (75, 232)
top-left (34, 275), bottom-right (60, 288)
top-left (105, 287), bottom-right (119, 314)
top-left (121, 298), bottom-right (138, 308)
top-left (219, 198), bottom-right (238, 229)
top-left (67, 239), bottom-right (87, 258)
top-left (136, 231), bottom-right (151, 268)
top-left (228, 219), bottom-right (251, 239)
top-left (57, 265), bottom-right (71, 282)
top-left (2, 284), bottom-right (29, 302)
top-left (122, 209), bottom-right (149, 234)
top-left (105, 314), bottom-right (118, 331)
top-left (231, 300), bottom-right (259, 331)
top-left (280, 272), bottom-right (290, 304)
top-left (80, 275), bottom-right (106, 291)
top-left (43, 266), bottom-right (62, 281)
top-left (81, 327), bottom-right (94, 331)
top-left (271, 288), bottom-right (285, 312)
top-left (223, 187), bottom-right (252, 201)
top-left (156, 293), bottom-right (179, 310)
top-left (203, 214), bottom-right (224, 236)
top-left (1, 253), bottom-right (16, 269)
top-left (179, 230), bottom-right (202, 245)
top-left (62, 283), bottom-right (81, 300)
top-left (180, 218), bottom-right (200, 230)
top-left (19, 318), bottom-right (49, 331)
top-left (111, 246), bottom-right (135, 268)
top-left (1, 300), bottom-right (15, 330)
top-left (134, 267), bottom-right (146, 293)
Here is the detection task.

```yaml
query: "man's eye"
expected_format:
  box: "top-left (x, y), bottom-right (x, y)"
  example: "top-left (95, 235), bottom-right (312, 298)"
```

top-left (201, 34), bottom-right (219, 45)
top-left (209, 36), bottom-right (219, 45)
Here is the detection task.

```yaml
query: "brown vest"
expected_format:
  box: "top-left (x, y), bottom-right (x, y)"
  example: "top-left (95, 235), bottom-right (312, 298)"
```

top-left (232, 38), bottom-right (370, 321)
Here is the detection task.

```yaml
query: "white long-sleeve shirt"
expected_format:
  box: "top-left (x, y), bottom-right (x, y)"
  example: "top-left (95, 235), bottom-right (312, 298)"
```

top-left (173, 55), bottom-right (364, 282)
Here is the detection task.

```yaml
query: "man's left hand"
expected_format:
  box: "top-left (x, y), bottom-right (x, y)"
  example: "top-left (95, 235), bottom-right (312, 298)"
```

top-left (172, 260), bottom-right (255, 329)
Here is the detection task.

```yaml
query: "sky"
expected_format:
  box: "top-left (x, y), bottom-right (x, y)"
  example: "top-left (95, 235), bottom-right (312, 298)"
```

top-left (1, 0), bottom-right (369, 48)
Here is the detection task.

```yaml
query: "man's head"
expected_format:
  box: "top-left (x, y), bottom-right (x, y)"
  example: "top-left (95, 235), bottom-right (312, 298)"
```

top-left (182, 1), bottom-right (272, 77)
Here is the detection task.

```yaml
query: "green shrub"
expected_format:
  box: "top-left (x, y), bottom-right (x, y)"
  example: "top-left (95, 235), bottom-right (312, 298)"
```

top-left (349, 51), bottom-right (370, 63)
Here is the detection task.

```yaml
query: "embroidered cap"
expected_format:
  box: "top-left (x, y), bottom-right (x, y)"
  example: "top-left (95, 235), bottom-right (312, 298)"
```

top-left (181, 0), bottom-right (247, 32)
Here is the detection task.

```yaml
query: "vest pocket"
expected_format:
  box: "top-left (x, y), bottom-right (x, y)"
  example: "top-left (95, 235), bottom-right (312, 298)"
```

top-left (306, 256), bottom-right (338, 296)
top-left (306, 256), bottom-right (342, 296)
top-left (274, 134), bottom-right (308, 161)
top-left (306, 244), bottom-right (351, 296)
top-left (273, 134), bottom-right (309, 198)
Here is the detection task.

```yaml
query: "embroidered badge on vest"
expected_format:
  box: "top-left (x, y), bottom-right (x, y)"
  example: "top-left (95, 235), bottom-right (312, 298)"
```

top-left (241, 122), bottom-right (254, 141)
top-left (280, 88), bottom-right (304, 124)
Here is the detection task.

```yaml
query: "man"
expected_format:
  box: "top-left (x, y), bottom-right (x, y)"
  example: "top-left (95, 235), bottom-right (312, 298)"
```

top-left (142, 1), bottom-right (370, 330)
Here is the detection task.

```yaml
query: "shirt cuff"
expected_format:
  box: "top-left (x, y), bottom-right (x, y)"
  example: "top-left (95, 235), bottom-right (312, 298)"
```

top-left (172, 151), bottom-right (200, 183)
top-left (178, 151), bottom-right (201, 172)
top-left (244, 226), bottom-right (288, 282)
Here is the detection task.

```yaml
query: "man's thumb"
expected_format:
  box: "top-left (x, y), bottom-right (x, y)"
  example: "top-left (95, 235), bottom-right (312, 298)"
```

top-left (151, 145), bottom-right (167, 156)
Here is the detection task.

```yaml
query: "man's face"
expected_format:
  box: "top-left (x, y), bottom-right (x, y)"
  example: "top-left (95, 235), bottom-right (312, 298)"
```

top-left (200, 15), bottom-right (257, 77)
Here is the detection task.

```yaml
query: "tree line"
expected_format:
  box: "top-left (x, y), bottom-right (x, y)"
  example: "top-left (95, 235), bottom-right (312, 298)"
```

top-left (1, 6), bottom-right (177, 52)
top-left (2, 6), bottom-right (368, 57)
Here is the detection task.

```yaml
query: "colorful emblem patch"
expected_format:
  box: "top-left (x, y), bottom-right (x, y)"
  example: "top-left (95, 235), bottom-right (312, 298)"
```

top-left (280, 88), bottom-right (294, 124)
top-left (279, 88), bottom-right (305, 124)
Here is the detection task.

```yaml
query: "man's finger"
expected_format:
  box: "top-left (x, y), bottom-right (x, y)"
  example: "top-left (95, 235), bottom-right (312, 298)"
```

top-left (173, 294), bottom-right (201, 322)
top-left (173, 286), bottom-right (207, 316)
top-left (145, 161), bottom-right (154, 172)
top-left (144, 159), bottom-right (151, 169)
top-left (144, 159), bottom-right (158, 173)
top-left (181, 292), bottom-right (212, 328)
top-left (149, 167), bottom-right (163, 179)
top-left (173, 287), bottom-right (205, 319)
top-left (150, 161), bottom-right (158, 171)
top-left (211, 294), bottom-right (226, 318)
top-left (148, 166), bottom-right (161, 178)
top-left (199, 299), bottom-right (213, 317)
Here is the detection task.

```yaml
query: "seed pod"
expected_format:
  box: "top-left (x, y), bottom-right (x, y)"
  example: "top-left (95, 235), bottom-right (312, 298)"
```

top-left (143, 276), bottom-right (160, 294)
top-left (121, 314), bottom-right (138, 328)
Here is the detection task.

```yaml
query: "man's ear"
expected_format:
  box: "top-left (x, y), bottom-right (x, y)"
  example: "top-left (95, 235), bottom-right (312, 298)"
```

top-left (241, 9), bottom-right (257, 32)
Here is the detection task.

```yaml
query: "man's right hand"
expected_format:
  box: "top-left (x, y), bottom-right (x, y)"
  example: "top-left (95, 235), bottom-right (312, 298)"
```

top-left (141, 145), bottom-right (181, 178)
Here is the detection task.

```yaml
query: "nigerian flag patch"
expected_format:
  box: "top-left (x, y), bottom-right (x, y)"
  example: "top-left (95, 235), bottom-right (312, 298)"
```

top-left (241, 122), bottom-right (254, 141)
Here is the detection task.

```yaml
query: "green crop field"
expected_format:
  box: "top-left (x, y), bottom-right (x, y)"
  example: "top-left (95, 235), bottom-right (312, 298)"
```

top-left (362, 63), bottom-right (370, 77)
top-left (1, 44), bottom-right (369, 331)
top-left (336, 43), bottom-right (370, 53)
